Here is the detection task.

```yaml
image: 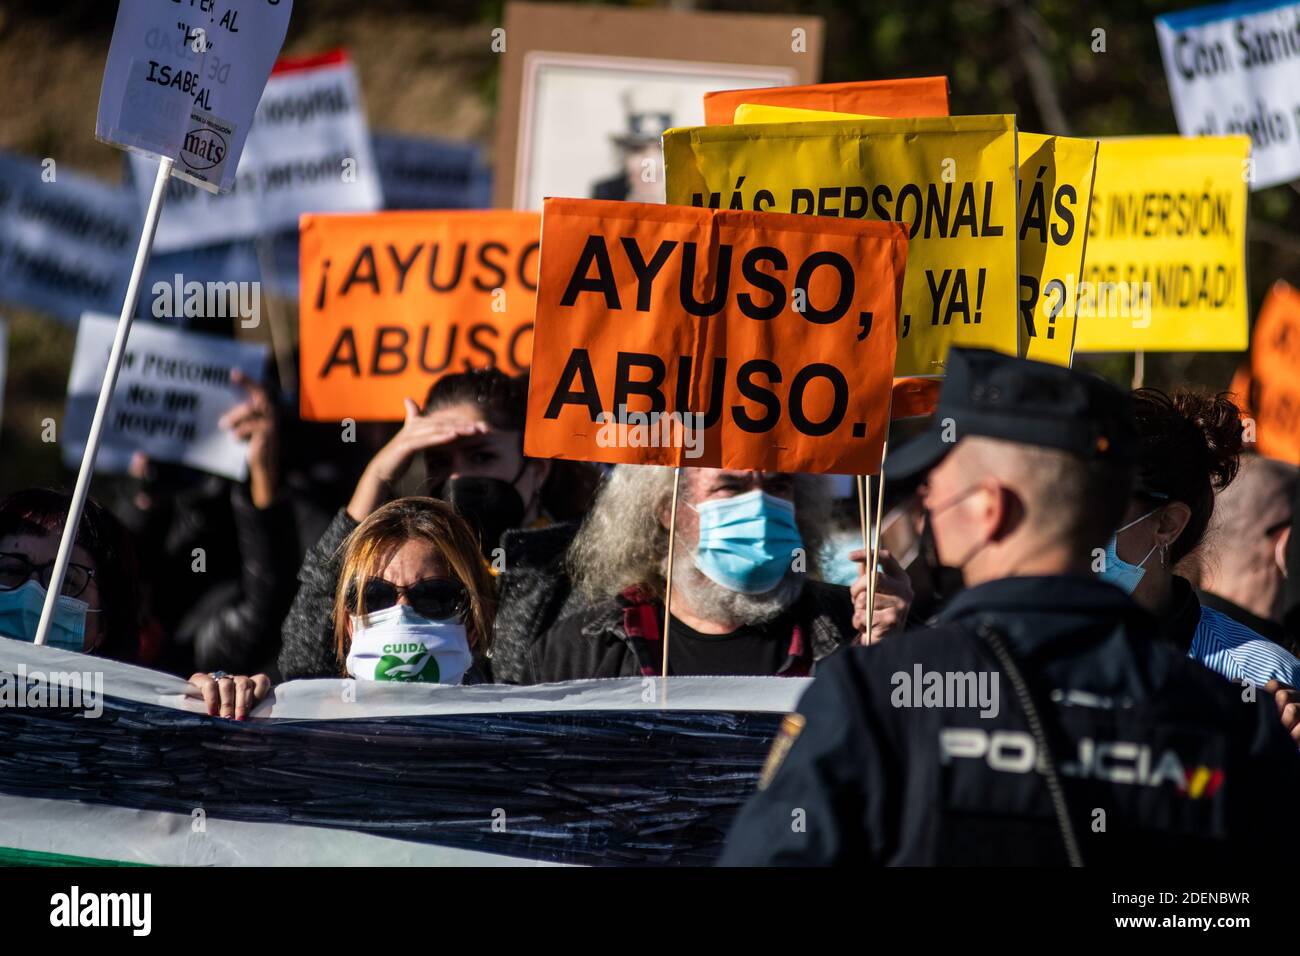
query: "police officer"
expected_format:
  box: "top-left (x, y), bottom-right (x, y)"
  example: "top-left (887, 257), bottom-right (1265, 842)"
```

top-left (720, 348), bottom-right (1300, 865)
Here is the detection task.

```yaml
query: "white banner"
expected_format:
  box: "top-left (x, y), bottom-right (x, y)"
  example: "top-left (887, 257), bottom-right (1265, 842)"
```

top-left (0, 640), bottom-right (802, 867)
top-left (0, 638), bottom-right (808, 720)
top-left (0, 152), bottom-right (141, 322)
top-left (62, 314), bottom-right (268, 480)
top-left (136, 50), bottom-right (382, 252)
top-left (1157, 0), bottom-right (1299, 189)
top-left (96, 0), bottom-right (293, 193)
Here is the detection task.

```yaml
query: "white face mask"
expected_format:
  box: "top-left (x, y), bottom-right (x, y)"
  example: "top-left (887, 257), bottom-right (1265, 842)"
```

top-left (345, 603), bottom-right (472, 685)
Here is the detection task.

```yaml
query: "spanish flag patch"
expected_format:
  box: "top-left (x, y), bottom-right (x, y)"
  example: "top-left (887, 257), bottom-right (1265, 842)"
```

top-left (758, 713), bottom-right (806, 791)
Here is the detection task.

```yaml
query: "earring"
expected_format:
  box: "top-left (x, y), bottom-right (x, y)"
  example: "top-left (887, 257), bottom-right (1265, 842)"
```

top-left (1159, 544), bottom-right (1169, 568)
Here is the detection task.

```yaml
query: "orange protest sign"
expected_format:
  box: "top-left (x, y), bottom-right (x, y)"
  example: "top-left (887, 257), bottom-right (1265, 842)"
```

top-left (1235, 281), bottom-right (1300, 466)
top-left (703, 77), bottom-right (949, 126)
top-left (1228, 362), bottom-right (1252, 417)
top-left (524, 198), bottom-right (908, 475)
top-left (299, 211), bottom-right (540, 421)
top-left (891, 377), bottom-right (941, 420)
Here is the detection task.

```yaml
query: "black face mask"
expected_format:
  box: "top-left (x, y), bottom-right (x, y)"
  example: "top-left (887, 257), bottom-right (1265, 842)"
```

top-left (919, 511), bottom-right (967, 608)
top-left (437, 474), bottom-right (527, 557)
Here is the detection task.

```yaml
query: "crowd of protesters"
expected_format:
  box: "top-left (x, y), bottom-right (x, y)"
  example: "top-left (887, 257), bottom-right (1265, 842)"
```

top-left (4, 358), bottom-right (1300, 701)
top-left (2, 345), bottom-right (1299, 862)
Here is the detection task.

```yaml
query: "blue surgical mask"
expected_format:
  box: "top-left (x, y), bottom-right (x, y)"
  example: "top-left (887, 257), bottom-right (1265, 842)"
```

top-left (0, 579), bottom-right (91, 652)
top-left (1098, 509), bottom-right (1161, 595)
top-left (818, 530), bottom-right (864, 587)
top-left (692, 490), bottom-right (803, 594)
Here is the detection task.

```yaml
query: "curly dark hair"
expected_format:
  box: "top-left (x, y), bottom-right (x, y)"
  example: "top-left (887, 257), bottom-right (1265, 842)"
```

top-left (1131, 388), bottom-right (1245, 565)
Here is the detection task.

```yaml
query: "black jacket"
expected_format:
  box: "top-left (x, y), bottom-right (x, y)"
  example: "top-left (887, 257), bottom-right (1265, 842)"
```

top-left (178, 487), bottom-right (297, 678)
top-left (127, 479), bottom-right (298, 677)
top-left (516, 580), bottom-right (855, 684)
top-left (277, 508), bottom-right (578, 682)
top-left (488, 522), bottom-right (580, 683)
top-left (720, 575), bottom-right (1300, 866)
top-left (277, 508), bottom-right (355, 680)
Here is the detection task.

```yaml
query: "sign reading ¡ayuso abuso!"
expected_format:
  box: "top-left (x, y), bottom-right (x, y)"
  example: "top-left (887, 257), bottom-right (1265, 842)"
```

top-left (131, 49), bottom-right (382, 252)
top-left (1157, 0), bottom-right (1300, 189)
top-left (96, 0), bottom-right (293, 193)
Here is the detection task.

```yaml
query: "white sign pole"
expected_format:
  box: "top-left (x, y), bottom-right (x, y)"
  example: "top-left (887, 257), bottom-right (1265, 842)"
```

top-left (34, 157), bottom-right (174, 646)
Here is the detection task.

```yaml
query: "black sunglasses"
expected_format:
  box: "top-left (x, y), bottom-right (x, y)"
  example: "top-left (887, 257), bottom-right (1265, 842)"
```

top-left (345, 576), bottom-right (469, 622)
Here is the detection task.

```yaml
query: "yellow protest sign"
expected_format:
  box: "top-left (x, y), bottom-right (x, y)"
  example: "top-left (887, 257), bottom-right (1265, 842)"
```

top-left (1073, 136), bottom-right (1250, 353)
top-left (731, 106), bottom-right (1097, 368)
top-left (1015, 132), bottom-right (1098, 366)
top-left (664, 114), bottom-right (1019, 377)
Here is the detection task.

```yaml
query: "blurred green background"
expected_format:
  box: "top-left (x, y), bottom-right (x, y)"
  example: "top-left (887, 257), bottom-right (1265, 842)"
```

top-left (0, 0), bottom-right (1293, 491)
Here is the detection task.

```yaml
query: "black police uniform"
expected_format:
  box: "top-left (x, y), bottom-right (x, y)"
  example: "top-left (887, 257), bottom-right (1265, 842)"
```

top-left (720, 575), bottom-right (1299, 865)
top-left (720, 348), bottom-right (1300, 866)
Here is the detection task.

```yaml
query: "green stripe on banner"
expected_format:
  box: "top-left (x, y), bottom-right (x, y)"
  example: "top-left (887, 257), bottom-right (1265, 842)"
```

top-left (0, 846), bottom-right (149, 867)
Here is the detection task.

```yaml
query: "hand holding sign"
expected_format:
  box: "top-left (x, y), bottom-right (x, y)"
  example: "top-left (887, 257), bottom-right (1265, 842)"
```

top-left (220, 370), bottom-right (279, 508)
top-left (848, 547), bottom-right (913, 644)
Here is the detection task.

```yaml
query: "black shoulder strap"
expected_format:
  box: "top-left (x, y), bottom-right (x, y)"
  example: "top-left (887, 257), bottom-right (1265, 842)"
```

top-left (975, 620), bottom-right (1085, 868)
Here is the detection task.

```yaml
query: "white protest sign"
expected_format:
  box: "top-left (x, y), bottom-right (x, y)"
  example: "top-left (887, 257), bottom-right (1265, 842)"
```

top-left (1157, 1), bottom-right (1300, 189)
top-left (96, 0), bottom-right (294, 194)
top-left (134, 49), bottom-right (381, 251)
top-left (0, 152), bottom-right (141, 323)
top-left (62, 314), bottom-right (268, 480)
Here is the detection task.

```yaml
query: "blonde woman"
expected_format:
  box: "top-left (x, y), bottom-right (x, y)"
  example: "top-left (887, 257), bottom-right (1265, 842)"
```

top-left (331, 496), bottom-right (495, 684)
top-left (190, 496), bottom-right (496, 717)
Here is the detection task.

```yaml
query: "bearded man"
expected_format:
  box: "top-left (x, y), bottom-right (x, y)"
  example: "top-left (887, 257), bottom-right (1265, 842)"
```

top-left (514, 467), bottom-right (871, 681)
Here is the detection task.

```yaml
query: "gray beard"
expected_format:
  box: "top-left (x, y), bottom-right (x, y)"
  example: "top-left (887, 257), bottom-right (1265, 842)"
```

top-left (669, 550), bottom-right (805, 630)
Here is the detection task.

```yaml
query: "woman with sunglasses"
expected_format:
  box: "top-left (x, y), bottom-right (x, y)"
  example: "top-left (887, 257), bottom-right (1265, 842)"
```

top-left (189, 496), bottom-right (495, 717)
top-left (1100, 388), bottom-right (1300, 689)
top-left (278, 368), bottom-right (598, 683)
top-left (331, 496), bottom-right (494, 683)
